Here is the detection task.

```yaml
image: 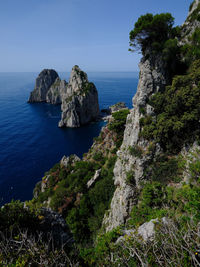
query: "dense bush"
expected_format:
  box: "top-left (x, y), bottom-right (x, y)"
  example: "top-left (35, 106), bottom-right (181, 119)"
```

top-left (140, 60), bottom-right (200, 152)
top-left (144, 154), bottom-right (183, 184)
top-left (66, 156), bottom-right (117, 243)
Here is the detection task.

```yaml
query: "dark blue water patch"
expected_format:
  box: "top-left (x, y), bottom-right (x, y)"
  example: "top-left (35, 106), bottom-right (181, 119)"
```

top-left (0, 72), bottom-right (138, 205)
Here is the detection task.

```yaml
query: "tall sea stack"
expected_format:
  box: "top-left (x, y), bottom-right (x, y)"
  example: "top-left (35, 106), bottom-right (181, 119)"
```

top-left (58, 65), bottom-right (100, 128)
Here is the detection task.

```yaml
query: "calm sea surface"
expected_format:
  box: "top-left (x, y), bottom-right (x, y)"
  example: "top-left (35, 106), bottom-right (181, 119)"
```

top-left (0, 71), bottom-right (138, 205)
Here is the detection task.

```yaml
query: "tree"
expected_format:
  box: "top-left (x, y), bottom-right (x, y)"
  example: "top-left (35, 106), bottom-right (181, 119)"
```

top-left (129, 13), bottom-right (175, 53)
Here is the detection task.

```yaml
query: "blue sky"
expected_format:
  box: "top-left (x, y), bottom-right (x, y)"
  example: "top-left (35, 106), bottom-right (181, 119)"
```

top-left (0, 0), bottom-right (193, 72)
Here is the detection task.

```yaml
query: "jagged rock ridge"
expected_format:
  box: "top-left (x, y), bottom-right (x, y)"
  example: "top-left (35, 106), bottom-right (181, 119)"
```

top-left (59, 65), bottom-right (100, 128)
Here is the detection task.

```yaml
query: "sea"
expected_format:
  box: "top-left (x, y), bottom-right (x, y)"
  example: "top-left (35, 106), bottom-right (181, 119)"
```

top-left (0, 71), bottom-right (138, 205)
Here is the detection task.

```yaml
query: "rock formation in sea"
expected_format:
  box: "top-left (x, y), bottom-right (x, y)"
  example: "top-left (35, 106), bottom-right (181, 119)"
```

top-left (28, 69), bottom-right (60, 103)
top-left (45, 77), bottom-right (68, 104)
top-left (58, 65), bottom-right (100, 128)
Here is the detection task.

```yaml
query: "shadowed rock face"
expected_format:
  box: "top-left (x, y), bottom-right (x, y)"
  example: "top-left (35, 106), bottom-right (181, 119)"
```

top-left (59, 65), bottom-right (100, 128)
top-left (46, 78), bottom-right (68, 104)
top-left (28, 69), bottom-right (59, 103)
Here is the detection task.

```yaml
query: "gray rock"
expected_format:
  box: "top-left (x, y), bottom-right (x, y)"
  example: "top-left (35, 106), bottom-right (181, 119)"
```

top-left (103, 51), bottom-right (168, 232)
top-left (116, 217), bottom-right (171, 244)
top-left (60, 154), bottom-right (81, 168)
top-left (28, 69), bottom-right (59, 102)
top-left (137, 219), bottom-right (158, 241)
top-left (59, 65), bottom-right (100, 128)
top-left (87, 169), bottom-right (101, 188)
top-left (46, 78), bottom-right (68, 104)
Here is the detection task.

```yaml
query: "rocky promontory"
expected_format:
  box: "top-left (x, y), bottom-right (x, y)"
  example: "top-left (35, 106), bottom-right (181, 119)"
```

top-left (58, 65), bottom-right (100, 128)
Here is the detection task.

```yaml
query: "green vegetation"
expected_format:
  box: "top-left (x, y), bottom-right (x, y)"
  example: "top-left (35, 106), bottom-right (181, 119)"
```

top-left (128, 145), bottom-right (143, 158)
top-left (144, 154), bottom-right (184, 184)
top-left (140, 59), bottom-right (200, 152)
top-left (108, 109), bottom-right (130, 148)
top-left (30, 113), bottom-right (124, 245)
top-left (181, 28), bottom-right (200, 66)
top-left (129, 13), bottom-right (175, 53)
top-left (82, 148), bottom-right (200, 265)
top-left (126, 170), bottom-right (135, 185)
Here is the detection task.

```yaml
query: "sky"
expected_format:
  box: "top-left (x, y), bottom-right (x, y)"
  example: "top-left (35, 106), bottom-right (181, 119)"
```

top-left (0, 0), bottom-right (193, 72)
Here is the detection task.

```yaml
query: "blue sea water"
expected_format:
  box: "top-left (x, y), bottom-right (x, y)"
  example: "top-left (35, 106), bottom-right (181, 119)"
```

top-left (0, 71), bottom-right (138, 205)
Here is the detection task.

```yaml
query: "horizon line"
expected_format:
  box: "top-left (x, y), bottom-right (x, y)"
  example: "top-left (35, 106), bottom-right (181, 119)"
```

top-left (0, 70), bottom-right (139, 73)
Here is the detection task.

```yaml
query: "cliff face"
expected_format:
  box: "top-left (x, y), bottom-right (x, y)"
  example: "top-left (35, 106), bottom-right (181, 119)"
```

top-left (181, 0), bottom-right (200, 43)
top-left (59, 65), bottom-right (99, 128)
top-left (46, 78), bottom-right (68, 104)
top-left (103, 52), bottom-right (168, 231)
top-left (28, 69), bottom-right (59, 102)
top-left (103, 2), bottom-right (200, 231)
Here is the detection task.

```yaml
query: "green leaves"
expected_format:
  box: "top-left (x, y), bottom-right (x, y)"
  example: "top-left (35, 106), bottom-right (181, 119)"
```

top-left (129, 13), bottom-right (174, 52)
top-left (141, 60), bottom-right (200, 152)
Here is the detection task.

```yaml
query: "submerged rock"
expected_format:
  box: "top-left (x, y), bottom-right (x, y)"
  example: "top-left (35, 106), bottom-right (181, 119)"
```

top-left (59, 65), bottom-right (100, 128)
top-left (28, 69), bottom-right (59, 102)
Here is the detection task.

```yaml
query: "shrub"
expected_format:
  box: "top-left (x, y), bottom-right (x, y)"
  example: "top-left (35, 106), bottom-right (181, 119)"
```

top-left (140, 60), bottom-right (200, 152)
top-left (126, 170), bottom-right (135, 185)
top-left (128, 145), bottom-right (143, 158)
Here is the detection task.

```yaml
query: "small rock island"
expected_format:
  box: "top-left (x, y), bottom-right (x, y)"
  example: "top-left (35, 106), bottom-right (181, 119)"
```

top-left (28, 65), bottom-right (100, 128)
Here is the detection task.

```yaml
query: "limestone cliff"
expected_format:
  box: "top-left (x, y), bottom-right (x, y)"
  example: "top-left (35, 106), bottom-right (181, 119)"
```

top-left (103, 3), bottom-right (200, 231)
top-left (28, 69), bottom-right (59, 102)
top-left (103, 51), bottom-right (168, 231)
top-left (59, 65), bottom-right (99, 128)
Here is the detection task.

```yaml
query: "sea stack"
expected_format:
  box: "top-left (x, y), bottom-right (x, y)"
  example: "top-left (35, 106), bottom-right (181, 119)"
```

top-left (58, 65), bottom-right (100, 128)
top-left (28, 69), bottom-right (59, 103)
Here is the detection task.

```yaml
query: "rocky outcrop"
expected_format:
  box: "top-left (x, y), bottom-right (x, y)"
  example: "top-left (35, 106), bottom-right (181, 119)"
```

top-left (103, 51), bottom-right (168, 231)
top-left (181, 0), bottom-right (200, 44)
top-left (116, 217), bottom-right (171, 243)
top-left (59, 65), bottom-right (99, 128)
top-left (46, 78), bottom-right (68, 104)
top-left (28, 69), bottom-right (59, 102)
top-left (87, 169), bottom-right (101, 188)
top-left (60, 154), bottom-right (80, 168)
